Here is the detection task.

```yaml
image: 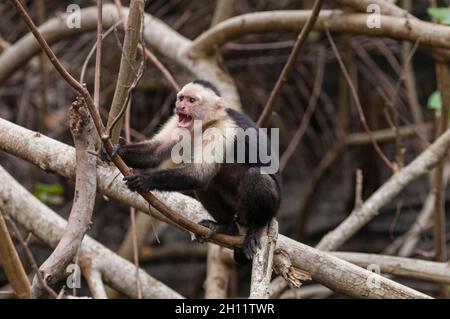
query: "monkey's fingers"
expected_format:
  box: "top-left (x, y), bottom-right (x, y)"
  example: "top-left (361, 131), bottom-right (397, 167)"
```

top-left (198, 219), bottom-right (218, 229)
top-left (99, 144), bottom-right (121, 162)
top-left (118, 136), bottom-right (127, 146)
top-left (110, 144), bottom-right (121, 158)
top-left (123, 175), bottom-right (138, 181)
top-left (99, 146), bottom-right (112, 162)
top-left (123, 175), bottom-right (146, 192)
top-left (195, 219), bottom-right (218, 243)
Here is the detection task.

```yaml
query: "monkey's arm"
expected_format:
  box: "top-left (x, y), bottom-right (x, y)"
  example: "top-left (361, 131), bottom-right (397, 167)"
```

top-left (102, 116), bottom-right (179, 169)
top-left (124, 163), bottom-right (219, 192)
top-left (117, 141), bottom-right (175, 169)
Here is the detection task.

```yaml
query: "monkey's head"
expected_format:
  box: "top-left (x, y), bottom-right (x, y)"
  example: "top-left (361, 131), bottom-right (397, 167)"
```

top-left (175, 80), bottom-right (225, 130)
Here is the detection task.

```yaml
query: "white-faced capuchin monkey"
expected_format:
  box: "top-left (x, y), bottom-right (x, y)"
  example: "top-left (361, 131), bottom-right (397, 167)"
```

top-left (102, 80), bottom-right (281, 263)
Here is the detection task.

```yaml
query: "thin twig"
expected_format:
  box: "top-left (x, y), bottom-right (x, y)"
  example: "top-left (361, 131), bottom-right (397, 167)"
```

top-left (113, 0), bottom-right (180, 92)
top-left (106, 56), bottom-right (144, 138)
top-left (280, 45), bottom-right (325, 170)
top-left (354, 170), bottom-right (363, 209)
top-left (325, 28), bottom-right (395, 171)
top-left (0, 207), bottom-right (31, 299)
top-left (80, 22), bottom-right (123, 84)
top-left (384, 40), bottom-right (420, 168)
top-left (124, 100), bottom-right (143, 299)
top-left (3, 212), bottom-right (58, 298)
top-left (31, 98), bottom-right (97, 298)
top-left (432, 62), bottom-right (449, 297)
top-left (94, 0), bottom-right (103, 108)
top-left (257, 0), bottom-right (324, 127)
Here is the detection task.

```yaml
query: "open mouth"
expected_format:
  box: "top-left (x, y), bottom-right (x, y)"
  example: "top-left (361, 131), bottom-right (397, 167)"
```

top-left (176, 110), bottom-right (194, 128)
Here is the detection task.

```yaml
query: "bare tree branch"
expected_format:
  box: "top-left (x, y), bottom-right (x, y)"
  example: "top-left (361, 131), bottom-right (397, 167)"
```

top-left (249, 220), bottom-right (278, 299)
top-left (0, 118), bottom-right (433, 298)
top-left (31, 99), bottom-right (98, 298)
top-left (316, 125), bottom-right (450, 251)
top-left (107, 0), bottom-right (143, 142)
top-left (0, 208), bottom-right (31, 299)
top-left (204, 244), bottom-right (233, 299)
top-left (272, 249), bottom-right (311, 289)
top-left (81, 259), bottom-right (108, 299)
top-left (211, 0), bottom-right (238, 27)
top-left (333, 252), bottom-right (450, 284)
top-left (326, 28), bottom-right (395, 171)
top-left (336, 0), bottom-right (411, 17)
top-left (0, 165), bottom-right (182, 299)
top-left (190, 10), bottom-right (450, 57)
top-left (94, 0), bottom-right (103, 108)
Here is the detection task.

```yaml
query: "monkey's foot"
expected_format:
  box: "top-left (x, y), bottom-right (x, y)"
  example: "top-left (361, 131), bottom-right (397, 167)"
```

top-left (195, 219), bottom-right (239, 243)
top-left (243, 229), bottom-right (262, 260)
top-left (195, 219), bottom-right (219, 243)
top-left (123, 173), bottom-right (149, 192)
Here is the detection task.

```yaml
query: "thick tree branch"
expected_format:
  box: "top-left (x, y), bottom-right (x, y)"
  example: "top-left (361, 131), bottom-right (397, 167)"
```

top-left (249, 220), bottom-right (278, 299)
top-left (0, 118), bottom-right (432, 298)
top-left (0, 165), bottom-right (182, 299)
top-left (107, 0), bottom-right (143, 142)
top-left (333, 252), bottom-right (450, 284)
top-left (30, 99), bottom-right (98, 298)
top-left (336, 0), bottom-right (410, 17)
top-left (204, 244), bottom-right (233, 299)
top-left (211, 0), bottom-right (238, 27)
top-left (81, 259), bottom-right (108, 299)
top-left (190, 10), bottom-right (450, 57)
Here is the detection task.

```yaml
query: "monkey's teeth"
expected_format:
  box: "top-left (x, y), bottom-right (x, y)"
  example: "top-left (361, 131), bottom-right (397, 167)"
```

top-left (178, 114), bottom-right (193, 128)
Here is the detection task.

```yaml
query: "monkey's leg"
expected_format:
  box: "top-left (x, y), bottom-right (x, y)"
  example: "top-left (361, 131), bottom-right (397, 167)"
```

top-left (236, 168), bottom-right (280, 260)
top-left (194, 190), bottom-right (238, 242)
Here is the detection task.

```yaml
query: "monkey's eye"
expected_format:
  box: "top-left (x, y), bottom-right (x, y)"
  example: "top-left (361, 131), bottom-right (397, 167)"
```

top-left (178, 96), bottom-right (184, 101)
top-left (189, 97), bottom-right (196, 103)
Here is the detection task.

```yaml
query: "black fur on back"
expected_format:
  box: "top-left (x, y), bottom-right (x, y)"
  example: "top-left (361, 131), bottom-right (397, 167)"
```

top-left (193, 79), bottom-right (221, 97)
top-left (225, 108), bottom-right (282, 191)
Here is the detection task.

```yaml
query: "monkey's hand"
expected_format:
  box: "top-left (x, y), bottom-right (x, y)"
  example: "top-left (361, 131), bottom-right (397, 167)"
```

top-left (123, 172), bottom-right (151, 192)
top-left (243, 228), bottom-right (262, 260)
top-left (99, 137), bottom-right (127, 162)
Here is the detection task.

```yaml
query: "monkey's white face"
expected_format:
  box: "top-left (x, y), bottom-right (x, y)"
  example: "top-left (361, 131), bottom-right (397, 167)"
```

top-left (175, 90), bottom-right (200, 129)
top-left (175, 83), bottom-right (223, 130)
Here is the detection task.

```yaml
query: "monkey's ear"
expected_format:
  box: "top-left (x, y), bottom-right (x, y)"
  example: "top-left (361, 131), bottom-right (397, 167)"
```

top-left (215, 98), bottom-right (225, 109)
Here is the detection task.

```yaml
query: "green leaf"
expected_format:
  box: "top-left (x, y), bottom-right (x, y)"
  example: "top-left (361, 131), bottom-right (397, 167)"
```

top-left (34, 183), bottom-right (64, 205)
top-left (428, 91), bottom-right (442, 111)
top-left (35, 183), bottom-right (64, 195)
top-left (428, 7), bottom-right (450, 25)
